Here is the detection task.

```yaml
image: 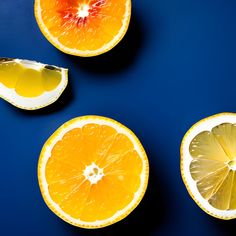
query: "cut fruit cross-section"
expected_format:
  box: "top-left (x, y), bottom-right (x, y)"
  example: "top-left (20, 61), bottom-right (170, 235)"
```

top-left (38, 116), bottom-right (149, 228)
top-left (34, 0), bottom-right (131, 57)
top-left (0, 58), bottom-right (68, 110)
top-left (181, 113), bottom-right (236, 219)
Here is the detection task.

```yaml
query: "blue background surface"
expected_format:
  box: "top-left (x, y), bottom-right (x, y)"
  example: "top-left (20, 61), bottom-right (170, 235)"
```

top-left (0, 0), bottom-right (235, 235)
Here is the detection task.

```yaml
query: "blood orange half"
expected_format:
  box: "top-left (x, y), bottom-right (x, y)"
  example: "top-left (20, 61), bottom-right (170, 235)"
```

top-left (34, 0), bottom-right (131, 57)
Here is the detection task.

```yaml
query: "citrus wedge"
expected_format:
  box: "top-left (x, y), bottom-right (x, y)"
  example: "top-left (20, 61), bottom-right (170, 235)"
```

top-left (181, 113), bottom-right (236, 219)
top-left (38, 116), bottom-right (149, 228)
top-left (34, 0), bottom-right (131, 57)
top-left (0, 58), bottom-right (68, 110)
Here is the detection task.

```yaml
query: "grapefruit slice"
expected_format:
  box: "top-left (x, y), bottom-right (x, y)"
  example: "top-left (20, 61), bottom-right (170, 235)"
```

top-left (34, 0), bottom-right (131, 57)
top-left (38, 116), bottom-right (149, 228)
top-left (0, 58), bottom-right (68, 110)
top-left (181, 113), bottom-right (236, 219)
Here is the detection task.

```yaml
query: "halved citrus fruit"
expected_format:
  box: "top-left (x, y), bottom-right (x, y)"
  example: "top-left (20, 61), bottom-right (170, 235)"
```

top-left (34, 0), bottom-right (131, 57)
top-left (181, 113), bottom-right (236, 219)
top-left (0, 58), bottom-right (68, 110)
top-left (38, 116), bottom-right (149, 228)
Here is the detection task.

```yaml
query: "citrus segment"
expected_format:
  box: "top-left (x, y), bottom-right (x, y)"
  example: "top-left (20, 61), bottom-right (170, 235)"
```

top-left (15, 68), bottom-right (45, 97)
top-left (189, 131), bottom-right (229, 162)
top-left (229, 174), bottom-right (236, 209)
top-left (34, 0), bottom-right (131, 56)
top-left (0, 58), bottom-right (68, 110)
top-left (79, 176), bottom-right (133, 222)
top-left (59, 181), bottom-right (91, 219)
top-left (189, 158), bottom-right (226, 181)
top-left (42, 68), bottom-right (62, 91)
top-left (0, 61), bottom-right (21, 88)
top-left (196, 166), bottom-right (229, 200)
top-left (208, 170), bottom-right (234, 210)
top-left (212, 123), bottom-right (236, 160)
top-left (38, 116), bottom-right (149, 228)
top-left (181, 113), bottom-right (236, 219)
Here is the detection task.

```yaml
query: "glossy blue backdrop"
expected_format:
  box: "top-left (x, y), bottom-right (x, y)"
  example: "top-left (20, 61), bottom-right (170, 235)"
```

top-left (0, 0), bottom-right (235, 235)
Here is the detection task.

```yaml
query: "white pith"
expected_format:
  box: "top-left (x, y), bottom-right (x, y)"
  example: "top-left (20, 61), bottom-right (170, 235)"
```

top-left (181, 113), bottom-right (236, 219)
top-left (83, 162), bottom-right (104, 184)
top-left (39, 116), bottom-right (149, 228)
top-left (35, 0), bottom-right (131, 57)
top-left (0, 59), bottom-right (68, 110)
top-left (77, 4), bottom-right (90, 18)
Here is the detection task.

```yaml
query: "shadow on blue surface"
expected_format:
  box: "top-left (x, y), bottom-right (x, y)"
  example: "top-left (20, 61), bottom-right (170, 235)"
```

top-left (66, 14), bottom-right (146, 75)
top-left (208, 217), bottom-right (235, 235)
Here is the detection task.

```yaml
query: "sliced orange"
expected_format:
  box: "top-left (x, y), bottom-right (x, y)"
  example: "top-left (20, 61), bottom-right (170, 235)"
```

top-left (34, 0), bottom-right (131, 57)
top-left (38, 116), bottom-right (149, 228)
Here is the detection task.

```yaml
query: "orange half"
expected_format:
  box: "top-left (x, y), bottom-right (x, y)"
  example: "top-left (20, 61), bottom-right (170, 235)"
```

top-left (34, 0), bottom-right (131, 57)
top-left (38, 116), bottom-right (149, 228)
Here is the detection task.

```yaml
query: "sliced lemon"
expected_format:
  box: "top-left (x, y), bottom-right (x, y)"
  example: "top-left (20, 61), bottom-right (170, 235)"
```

top-left (181, 113), bottom-right (236, 219)
top-left (38, 116), bottom-right (149, 228)
top-left (0, 58), bottom-right (68, 110)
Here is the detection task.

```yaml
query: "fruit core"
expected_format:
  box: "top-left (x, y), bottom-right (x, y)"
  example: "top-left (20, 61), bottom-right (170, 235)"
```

top-left (59, 0), bottom-right (107, 26)
top-left (228, 160), bottom-right (236, 171)
top-left (83, 162), bottom-right (104, 184)
top-left (77, 4), bottom-right (90, 18)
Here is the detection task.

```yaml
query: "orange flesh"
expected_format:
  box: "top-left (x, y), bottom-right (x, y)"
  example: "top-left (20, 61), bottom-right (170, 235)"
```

top-left (40, 0), bottom-right (126, 51)
top-left (189, 123), bottom-right (236, 210)
top-left (45, 124), bottom-right (143, 222)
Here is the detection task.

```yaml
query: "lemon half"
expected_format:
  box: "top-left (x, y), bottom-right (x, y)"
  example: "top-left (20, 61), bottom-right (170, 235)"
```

top-left (181, 113), bottom-right (236, 219)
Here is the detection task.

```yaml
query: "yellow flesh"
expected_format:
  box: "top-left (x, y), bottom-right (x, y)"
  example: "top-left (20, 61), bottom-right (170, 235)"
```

top-left (190, 123), bottom-right (236, 210)
top-left (0, 61), bottom-right (61, 97)
top-left (45, 124), bottom-right (143, 222)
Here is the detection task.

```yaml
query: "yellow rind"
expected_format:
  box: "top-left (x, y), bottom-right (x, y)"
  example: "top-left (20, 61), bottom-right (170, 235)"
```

top-left (0, 69), bottom-right (68, 110)
top-left (34, 0), bottom-right (132, 57)
top-left (180, 112), bottom-right (236, 220)
top-left (38, 115), bottom-right (149, 228)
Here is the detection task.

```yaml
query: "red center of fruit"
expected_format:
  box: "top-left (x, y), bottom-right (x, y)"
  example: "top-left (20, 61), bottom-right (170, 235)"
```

top-left (57, 0), bottom-right (107, 27)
